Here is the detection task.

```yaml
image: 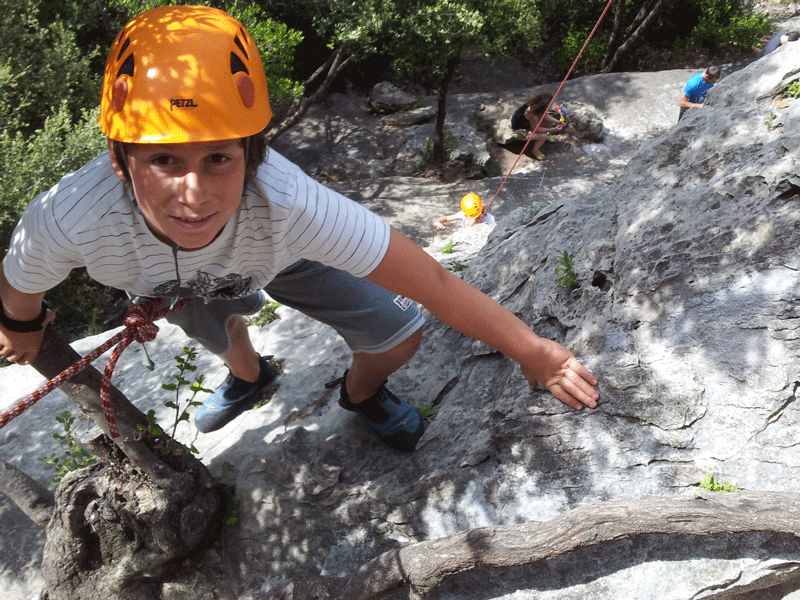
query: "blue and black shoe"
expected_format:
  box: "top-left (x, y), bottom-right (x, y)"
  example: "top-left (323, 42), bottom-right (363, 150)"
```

top-left (195, 355), bottom-right (278, 433)
top-left (334, 370), bottom-right (424, 451)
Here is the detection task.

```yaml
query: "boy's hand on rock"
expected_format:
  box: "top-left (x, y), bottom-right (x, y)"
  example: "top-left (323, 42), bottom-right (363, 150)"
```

top-left (521, 338), bottom-right (599, 410)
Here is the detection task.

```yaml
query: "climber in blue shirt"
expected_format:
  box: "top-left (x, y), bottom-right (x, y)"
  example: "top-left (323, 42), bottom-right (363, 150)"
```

top-left (678, 66), bottom-right (721, 122)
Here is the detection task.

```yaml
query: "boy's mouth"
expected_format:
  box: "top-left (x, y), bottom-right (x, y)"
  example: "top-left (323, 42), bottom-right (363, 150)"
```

top-left (174, 214), bottom-right (213, 226)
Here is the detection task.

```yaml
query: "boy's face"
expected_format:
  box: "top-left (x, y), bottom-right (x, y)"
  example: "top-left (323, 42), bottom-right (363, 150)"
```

top-left (109, 139), bottom-right (246, 249)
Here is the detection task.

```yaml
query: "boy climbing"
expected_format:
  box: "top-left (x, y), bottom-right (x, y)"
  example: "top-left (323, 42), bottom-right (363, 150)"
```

top-left (434, 193), bottom-right (496, 231)
top-left (0, 6), bottom-right (598, 453)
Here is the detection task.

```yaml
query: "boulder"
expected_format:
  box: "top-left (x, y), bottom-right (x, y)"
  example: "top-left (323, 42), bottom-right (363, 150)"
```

top-left (368, 81), bottom-right (417, 114)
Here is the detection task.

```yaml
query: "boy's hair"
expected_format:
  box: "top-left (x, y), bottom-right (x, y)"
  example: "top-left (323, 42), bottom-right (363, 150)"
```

top-left (787, 32), bottom-right (800, 42)
top-left (705, 65), bottom-right (721, 79)
top-left (111, 132), bottom-right (268, 183)
top-left (527, 92), bottom-right (554, 115)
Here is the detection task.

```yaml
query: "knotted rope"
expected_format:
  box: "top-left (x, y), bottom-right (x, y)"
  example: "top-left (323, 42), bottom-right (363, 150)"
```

top-left (0, 298), bottom-right (188, 438)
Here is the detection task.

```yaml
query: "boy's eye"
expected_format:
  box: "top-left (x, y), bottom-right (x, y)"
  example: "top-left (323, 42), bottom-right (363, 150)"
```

top-left (208, 153), bottom-right (230, 164)
top-left (152, 155), bottom-right (174, 166)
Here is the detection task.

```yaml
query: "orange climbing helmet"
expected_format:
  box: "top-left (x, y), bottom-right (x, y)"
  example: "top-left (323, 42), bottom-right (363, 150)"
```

top-left (461, 193), bottom-right (484, 219)
top-left (99, 5), bottom-right (272, 143)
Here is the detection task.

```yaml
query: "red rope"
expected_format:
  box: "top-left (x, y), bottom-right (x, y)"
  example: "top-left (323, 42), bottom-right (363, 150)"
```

top-left (484, 0), bottom-right (616, 213)
top-left (0, 298), bottom-right (188, 438)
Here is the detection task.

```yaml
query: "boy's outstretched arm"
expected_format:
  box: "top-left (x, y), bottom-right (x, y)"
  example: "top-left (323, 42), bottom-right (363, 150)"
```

top-left (366, 228), bottom-right (599, 410)
top-left (0, 262), bottom-right (53, 365)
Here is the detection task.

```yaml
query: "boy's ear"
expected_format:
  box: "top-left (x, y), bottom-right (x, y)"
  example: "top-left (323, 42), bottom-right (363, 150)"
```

top-left (107, 138), bottom-right (128, 182)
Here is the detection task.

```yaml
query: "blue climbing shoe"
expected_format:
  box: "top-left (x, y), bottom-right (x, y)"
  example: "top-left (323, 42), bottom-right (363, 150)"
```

top-left (335, 371), bottom-right (424, 451)
top-left (195, 356), bottom-right (278, 433)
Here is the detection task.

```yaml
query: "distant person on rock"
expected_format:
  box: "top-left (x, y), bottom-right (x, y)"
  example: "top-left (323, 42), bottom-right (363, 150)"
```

top-left (510, 92), bottom-right (566, 160)
top-left (678, 66), bottom-right (721, 122)
top-left (0, 6), bottom-right (599, 453)
top-left (759, 31), bottom-right (800, 57)
top-left (434, 193), bottom-right (496, 232)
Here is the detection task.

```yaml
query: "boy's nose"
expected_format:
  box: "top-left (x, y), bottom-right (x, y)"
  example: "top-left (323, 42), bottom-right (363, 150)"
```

top-left (178, 170), bottom-right (205, 206)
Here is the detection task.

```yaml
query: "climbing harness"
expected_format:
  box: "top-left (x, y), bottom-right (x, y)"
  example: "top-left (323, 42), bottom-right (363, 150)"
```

top-left (0, 298), bottom-right (188, 438)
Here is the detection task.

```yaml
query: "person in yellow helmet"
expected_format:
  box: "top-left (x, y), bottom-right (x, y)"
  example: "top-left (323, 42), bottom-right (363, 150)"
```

top-left (0, 6), bottom-right (598, 451)
top-left (433, 193), bottom-right (496, 231)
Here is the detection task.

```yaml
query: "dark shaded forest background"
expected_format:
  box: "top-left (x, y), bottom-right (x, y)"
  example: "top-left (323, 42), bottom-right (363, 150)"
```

top-left (0, 0), bottom-right (774, 345)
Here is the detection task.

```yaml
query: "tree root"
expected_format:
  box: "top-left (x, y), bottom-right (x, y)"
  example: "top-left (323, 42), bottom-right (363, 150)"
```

top-left (268, 491), bottom-right (800, 600)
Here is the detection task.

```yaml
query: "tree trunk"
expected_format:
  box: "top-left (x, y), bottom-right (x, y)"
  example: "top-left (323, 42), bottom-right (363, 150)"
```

top-left (0, 326), bottom-right (220, 599)
top-left (601, 0), bottom-right (669, 73)
top-left (601, 0), bottom-right (628, 71)
top-left (431, 55), bottom-right (459, 166)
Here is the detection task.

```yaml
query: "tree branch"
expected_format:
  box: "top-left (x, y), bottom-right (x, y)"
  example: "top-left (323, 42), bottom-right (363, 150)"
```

top-left (265, 47), bottom-right (354, 145)
top-left (335, 491), bottom-right (800, 600)
top-left (0, 459), bottom-right (54, 527)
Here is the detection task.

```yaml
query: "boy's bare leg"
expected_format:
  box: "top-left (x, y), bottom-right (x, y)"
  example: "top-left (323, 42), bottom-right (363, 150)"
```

top-left (221, 315), bottom-right (261, 382)
top-left (345, 327), bottom-right (423, 403)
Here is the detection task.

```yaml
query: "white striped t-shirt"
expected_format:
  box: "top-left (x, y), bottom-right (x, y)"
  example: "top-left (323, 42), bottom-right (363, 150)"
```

top-left (4, 148), bottom-right (391, 300)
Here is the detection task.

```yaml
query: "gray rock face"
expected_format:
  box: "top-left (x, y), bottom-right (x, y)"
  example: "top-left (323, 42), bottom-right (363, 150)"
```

top-left (235, 44), bottom-right (800, 599)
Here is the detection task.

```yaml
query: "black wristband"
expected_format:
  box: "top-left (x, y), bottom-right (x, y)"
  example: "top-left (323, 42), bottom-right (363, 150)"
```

top-left (0, 298), bottom-right (49, 333)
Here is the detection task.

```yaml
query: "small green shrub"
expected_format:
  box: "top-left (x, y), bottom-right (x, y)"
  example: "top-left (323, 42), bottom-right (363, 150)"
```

top-left (700, 474), bottom-right (739, 492)
top-left (440, 239), bottom-right (455, 254)
top-left (138, 346), bottom-right (211, 457)
top-left (554, 249), bottom-right (578, 288)
top-left (418, 402), bottom-right (439, 423)
top-left (412, 130), bottom-right (458, 173)
top-left (38, 411), bottom-right (96, 486)
top-left (785, 81), bottom-right (800, 99)
top-left (246, 300), bottom-right (281, 327)
top-left (447, 260), bottom-right (467, 273)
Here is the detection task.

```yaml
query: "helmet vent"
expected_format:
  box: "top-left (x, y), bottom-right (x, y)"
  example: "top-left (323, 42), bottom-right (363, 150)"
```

top-left (234, 35), bottom-right (249, 60)
top-left (116, 53), bottom-right (135, 78)
top-left (116, 37), bottom-right (130, 62)
top-left (230, 52), bottom-right (249, 76)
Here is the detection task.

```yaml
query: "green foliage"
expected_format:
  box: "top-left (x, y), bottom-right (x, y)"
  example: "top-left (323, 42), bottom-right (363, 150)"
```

top-left (245, 301), bottom-right (282, 327)
top-left (554, 249), bottom-right (578, 288)
top-left (785, 81), bottom-right (800, 99)
top-left (418, 402), bottom-right (439, 423)
top-left (38, 411), bottom-right (97, 486)
top-left (0, 104), bottom-right (106, 255)
top-left (216, 482), bottom-right (241, 526)
top-left (440, 239), bottom-right (456, 254)
top-left (0, 0), bottom-right (101, 136)
top-left (413, 130), bottom-right (459, 173)
top-left (447, 260), bottom-right (467, 273)
top-left (554, 26), bottom-right (609, 74)
top-left (689, 0), bottom-right (770, 49)
top-left (700, 474), bottom-right (739, 492)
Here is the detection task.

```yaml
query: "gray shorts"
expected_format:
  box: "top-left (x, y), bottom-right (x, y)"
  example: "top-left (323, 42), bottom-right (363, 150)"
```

top-left (162, 260), bottom-right (424, 356)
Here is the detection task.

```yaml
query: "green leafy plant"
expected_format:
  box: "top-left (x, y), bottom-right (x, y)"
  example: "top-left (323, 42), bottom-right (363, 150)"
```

top-left (138, 346), bottom-right (211, 456)
top-left (418, 402), bottom-right (439, 423)
top-left (245, 300), bottom-right (281, 327)
top-left (785, 81), bottom-right (800, 99)
top-left (554, 249), bottom-right (578, 288)
top-left (38, 411), bottom-right (96, 486)
top-left (447, 260), bottom-right (467, 273)
top-left (700, 474), bottom-right (739, 492)
top-left (440, 238), bottom-right (455, 254)
top-left (412, 130), bottom-right (459, 173)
